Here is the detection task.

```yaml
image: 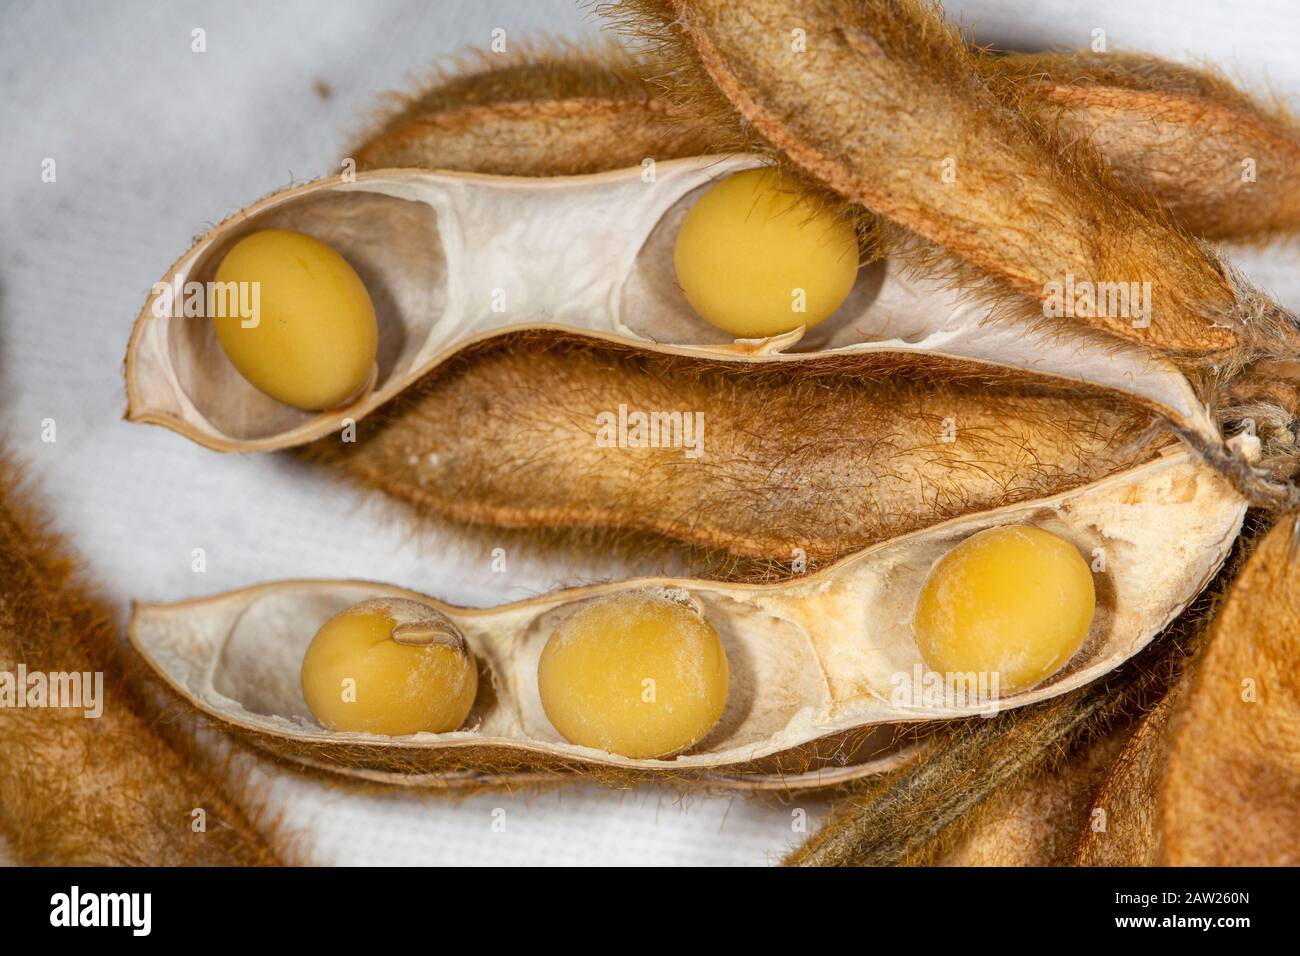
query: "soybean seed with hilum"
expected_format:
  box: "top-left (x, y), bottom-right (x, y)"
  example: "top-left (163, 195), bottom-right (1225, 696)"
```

top-left (914, 526), bottom-right (1097, 693)
top-left (300, 599), bottom-right (478, 736)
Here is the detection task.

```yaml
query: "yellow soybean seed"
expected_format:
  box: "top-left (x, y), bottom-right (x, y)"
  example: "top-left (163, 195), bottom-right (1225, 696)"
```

top-left (537, 591), bottom-right (729, 759)
top-left (212, 229), bottom-right (378, 410)
top-left (672, 168), bottom-right (859, 338)
top-left (300, 598), bottom-right (477, 736)
top-left (912, 525), bottom-right (1096, 694)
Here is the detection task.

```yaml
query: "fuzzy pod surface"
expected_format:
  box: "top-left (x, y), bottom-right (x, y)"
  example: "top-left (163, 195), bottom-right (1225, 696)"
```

top-left (352, 40), bottom-right (717, 174)
top-left (985, 51), bottom-right (1300, 244)
top-left (0, 452), bottom-right (288, 865)
top-left (1076, 512), bottom-right (1300, 865)
top-left (309, 332), bottom-right (1168, 576)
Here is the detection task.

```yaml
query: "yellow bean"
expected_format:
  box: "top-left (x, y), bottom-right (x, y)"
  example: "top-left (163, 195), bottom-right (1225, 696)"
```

top-left (213, 229), bottom-right (377, 410)
top-left (538, 591), bottom-right (729, 758)
top-left (912, 525), bottom-right (1096, 693)
top-left (300, 599), bottom-right (476, 736)
top-left (673, 169), bottom-right (859, 338)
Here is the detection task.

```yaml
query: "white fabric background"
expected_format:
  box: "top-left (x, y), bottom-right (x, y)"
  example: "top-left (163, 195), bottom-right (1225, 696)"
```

top-left (1, 0), bottom-right (1298, 866)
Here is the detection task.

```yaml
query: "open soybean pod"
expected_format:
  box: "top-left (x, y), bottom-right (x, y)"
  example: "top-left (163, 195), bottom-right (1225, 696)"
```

top-left (602, 0), bottom-right (1300, 501)
top-left (125, 156), bottom-right (1226, 461)
top-left (129, 450), bottom-right (1244, 789)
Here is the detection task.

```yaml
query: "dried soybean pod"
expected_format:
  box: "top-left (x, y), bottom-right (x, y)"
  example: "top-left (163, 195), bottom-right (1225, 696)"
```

top-left (306, 333), bottom-right (1167, 576)
top-left (607, 0), bottom-right (1299, 365)
top-left (366, 36), bottom-right (1300, 248)
top-left (0, 451), bottom-right (287, 865)
top-left (985, 51), bottom-right (1300, 244)
top-left (1071, 696), bottom-right (1172, 865)
top-left (353, 39), bottom-right (717, 174)
top-left (937, 726), bottom-right (1131, 866)
top-left (784, 688), bottom-right (1116, 866)
top-left (1078, 512), bottom-right (1300, 865)
top-left (128, 447), bottom-right (1249, 789)
top-left (785, 655), bottom-right (1167, 866)
top-left (363, 40), bottom-right (1300, 247)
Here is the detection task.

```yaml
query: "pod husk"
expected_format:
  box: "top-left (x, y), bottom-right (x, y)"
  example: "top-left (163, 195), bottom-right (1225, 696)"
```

top-left (125, 154), bottom-right (1222, 470)
top-left (783, 651), bottom-right (1162, 866)
top-left (309, 331), bottom-right (1173, 577)
top-left (935, 725), bottom-right (1131, 866)
top-left (352, 39), bottom-right (717, 175)
top-left (789, 508), bottom-right (1294, 866)
top-left (1070, 695), bottom-right (1172, 865)
top-left (985, 51), bottom-right (1300, 244)
top-left (1075, 512), bottom-right (1300, 865)
top-left (364, 40), bottom-right (1300, 249)
top-left (0, 450), bottom-right (289, 865)
top-left (129, 449), bottom-right (1245, 789)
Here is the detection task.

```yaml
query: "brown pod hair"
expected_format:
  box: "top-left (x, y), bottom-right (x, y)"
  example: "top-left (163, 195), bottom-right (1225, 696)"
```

top-left (352, 39), bottom-right (717, 175)
top-left (985, 50), bottom-right (1300, 244)
top-left (368, 38), bottom-right (1300, 249)
top-left (1075, 511), bottom-right (1300, 865)
top-left (0, 450), bottom-right (289, 865)
top-left (935, 725), bottom-right (1131, 866)
top-left (308, 331), bottom-right (1169, 578)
